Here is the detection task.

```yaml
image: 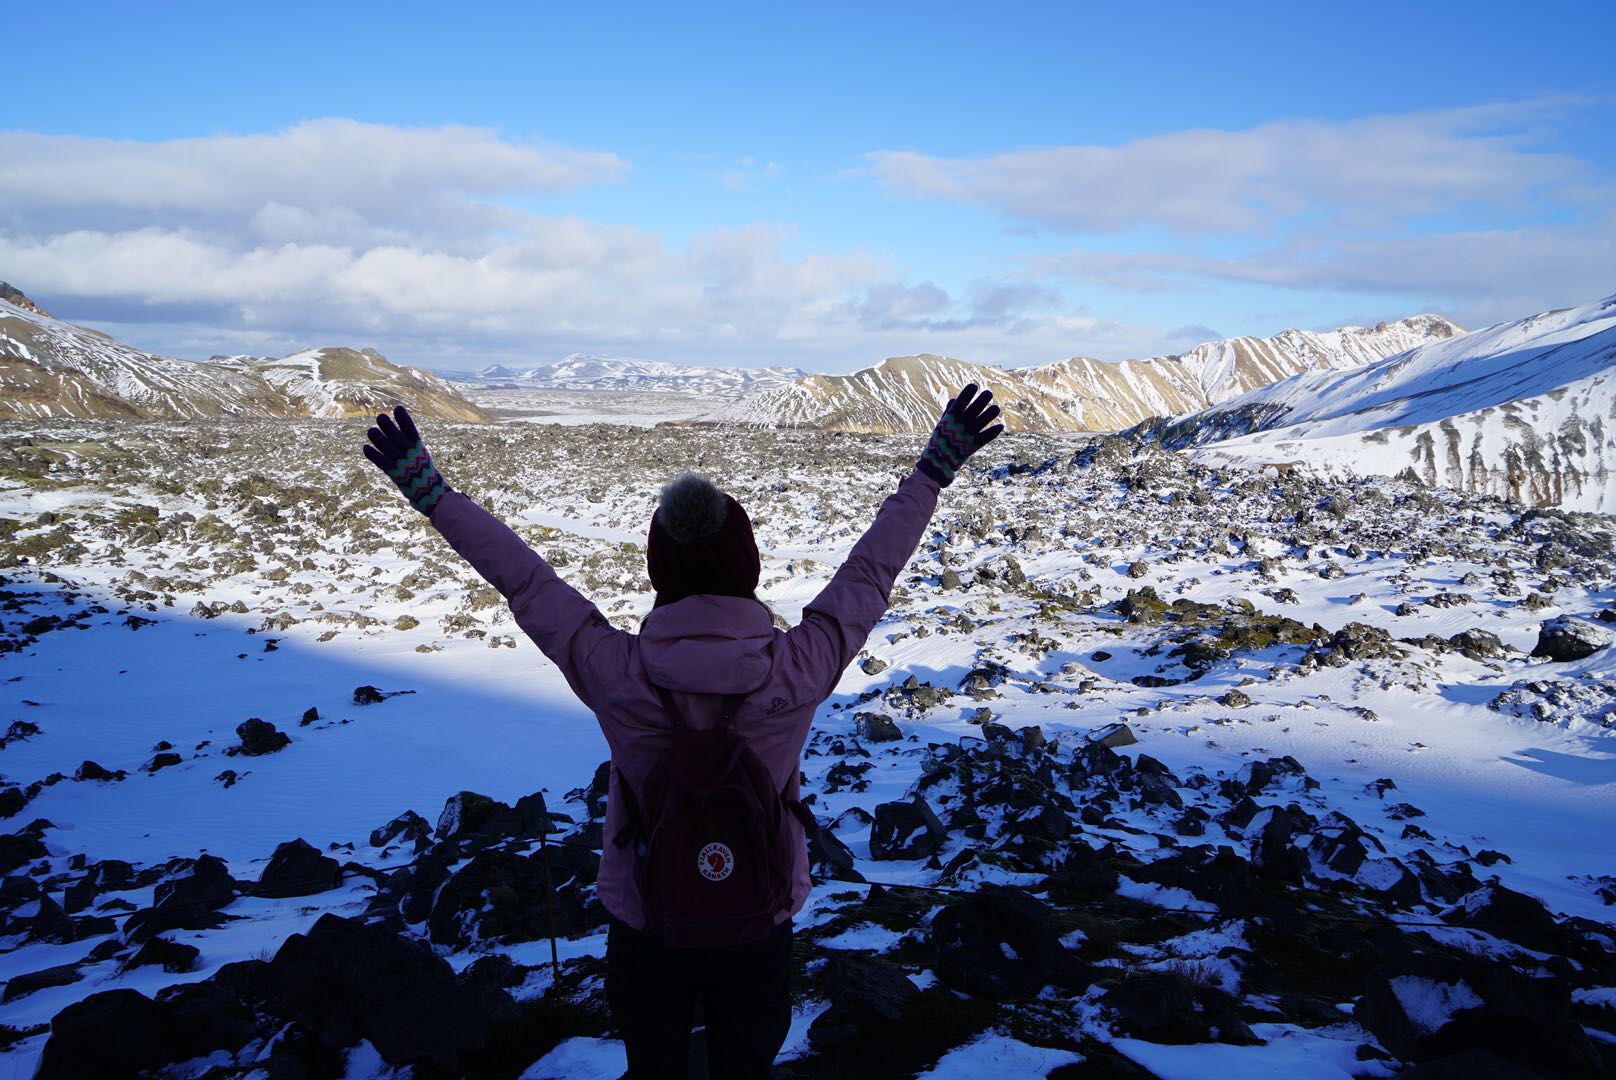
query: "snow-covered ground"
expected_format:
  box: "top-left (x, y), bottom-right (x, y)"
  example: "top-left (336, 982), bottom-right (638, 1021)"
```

top-left (1, 416), bottom-right (1612, 1077)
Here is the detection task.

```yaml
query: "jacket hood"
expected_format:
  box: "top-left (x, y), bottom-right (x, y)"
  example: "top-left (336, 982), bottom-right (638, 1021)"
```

top-left (638, 594), bottom-right (775, 694)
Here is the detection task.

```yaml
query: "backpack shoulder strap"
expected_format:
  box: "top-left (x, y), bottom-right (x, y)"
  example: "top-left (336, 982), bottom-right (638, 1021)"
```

top-left (611, 763), bottom-right (640, 849)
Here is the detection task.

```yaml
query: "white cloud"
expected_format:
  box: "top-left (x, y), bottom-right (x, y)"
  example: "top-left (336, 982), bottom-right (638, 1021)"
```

top-left (868, 100), bottom-right (1590, 234)
top-left (1042, 214), bottom-right (1616, 327)
top-left (0, 120), bottom-right (625, 245)
top-left (2, 120), bottom-right (1161, 368)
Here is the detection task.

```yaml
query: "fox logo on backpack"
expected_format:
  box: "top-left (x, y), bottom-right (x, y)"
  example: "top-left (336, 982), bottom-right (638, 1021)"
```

top-left (614, 684), bottom-right (806, 948)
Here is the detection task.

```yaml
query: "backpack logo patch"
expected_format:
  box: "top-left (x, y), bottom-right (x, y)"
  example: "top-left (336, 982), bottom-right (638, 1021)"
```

top-left (698, 842), bottom-right (735, 882)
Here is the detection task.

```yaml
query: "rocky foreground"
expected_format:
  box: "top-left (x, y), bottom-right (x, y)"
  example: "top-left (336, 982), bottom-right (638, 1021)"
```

top-left (0, 419), bottom-right (1613, 1077)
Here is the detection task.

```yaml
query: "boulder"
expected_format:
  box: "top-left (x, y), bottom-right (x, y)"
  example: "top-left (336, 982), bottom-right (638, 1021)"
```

top-left (1530, 616), bottom-right (1613, 662)
top-left (261, 913), bottom-right (520, 1070)
top-left (1086, 722), bottom-right (1138, 750)
top-left (34, 989), bottom-right (184, 1078)
top-left (868, 798), bottom-right (947, 860)
top-left (231, 717), bottom-right (290, 756)
top-left (28, 892), bottom-right (77, 944)
top-left (1133, 845), bottom-right (1294, 919)
top-left (123, 854), bottom-right (238, 942)
top-left (1356, 954), bottom-right (1597, 1072)
top-left (806, 954), bottom-right (920, 1050)
top-left (1441, 883), bottom-right (1568, 956)
top-left (1249, 804), bottom-right (1315, 882)
top-left (0, 873), bottom-right (40, 910)
top-left (807, 822), bottom-right (864, 884)
top-left (435, 789), bottom-right (549, 843)
top-left (2, 961), bottom-right (83, 1003)
top-left (854, 712), bottom-right (902, 742)
top-left (74, 760), bottom-right (123, 782)
top-left (1447, 629), bottom-right (1507, 660)
top-left (1104, 972), bottom-right (1207, 1044)
top-left (427, 847), bottom-right (600, 949)
top-left (255, 838), bottom-right (343, 898)
top-left (370, 809), bottom-right (433, 851)
top-left (929, 885), bottom-right (1062, 999)
top-left (126, 935), bottom-right (200, 973)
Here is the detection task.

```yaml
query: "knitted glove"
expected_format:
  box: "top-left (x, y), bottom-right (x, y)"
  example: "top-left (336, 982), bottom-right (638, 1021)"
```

top-left (916, 384), bottom-right (1003, 487)
top-left (363, 405), bottom-right (450, 516)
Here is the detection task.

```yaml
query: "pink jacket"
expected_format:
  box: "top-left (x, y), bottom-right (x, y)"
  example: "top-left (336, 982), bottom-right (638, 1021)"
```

top-left (430, 468), bottom-right (941, 930)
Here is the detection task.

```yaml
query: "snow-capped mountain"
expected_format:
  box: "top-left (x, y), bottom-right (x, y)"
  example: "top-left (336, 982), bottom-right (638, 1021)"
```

top-left (0, 289), bottom-right (490, 422)
top-left (1135, 295), bottom-right (1616, 513)
top-left (209, 349), bottom-right (490, 422)
top-left (446, 354), bottom-right (806, 396)
top-left (717, 316), bottom-right (1461, 433)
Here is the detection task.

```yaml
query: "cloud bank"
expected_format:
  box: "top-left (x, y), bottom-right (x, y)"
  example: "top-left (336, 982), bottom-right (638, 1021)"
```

top-left (2, 119), bottom-right (1134, 367)
top-left (2, 104), bottom-right (1608, 369)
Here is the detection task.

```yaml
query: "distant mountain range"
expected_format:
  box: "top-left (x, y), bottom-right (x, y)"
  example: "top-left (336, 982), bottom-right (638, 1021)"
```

top-left (0, 286), bottom-right (490, 422)
top-left (443, 354), bottom-right (807, 396)
top-left (713, 316), bottom-right (1462, 433)
top-left (1132, 294), bottom-right (1616, 514)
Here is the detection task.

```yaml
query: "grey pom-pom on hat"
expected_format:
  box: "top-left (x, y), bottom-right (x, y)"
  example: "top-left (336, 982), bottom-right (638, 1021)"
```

top-left (655, 473), bottom-right (731, 544)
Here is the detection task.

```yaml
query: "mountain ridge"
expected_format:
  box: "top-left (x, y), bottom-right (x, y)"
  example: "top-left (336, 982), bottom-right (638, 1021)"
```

top-left (0, 299), bottom-right (491, 422)
top-left (714, 315), bottom-right (1463, 433)
top-left (1132, 295), bottom-right (1616, 512)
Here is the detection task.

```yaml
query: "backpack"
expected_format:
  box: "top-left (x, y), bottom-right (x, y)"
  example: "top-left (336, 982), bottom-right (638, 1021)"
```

top-left (613, 685), bottom-right (811, 947)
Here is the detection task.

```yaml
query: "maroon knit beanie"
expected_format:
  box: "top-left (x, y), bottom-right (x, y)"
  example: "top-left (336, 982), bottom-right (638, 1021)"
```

top-left (646, 474), bottom-right (760, 605)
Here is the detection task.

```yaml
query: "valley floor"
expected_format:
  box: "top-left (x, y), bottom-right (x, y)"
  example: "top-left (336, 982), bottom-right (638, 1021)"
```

top-left (0, 417), bottom-right (1613, 1077)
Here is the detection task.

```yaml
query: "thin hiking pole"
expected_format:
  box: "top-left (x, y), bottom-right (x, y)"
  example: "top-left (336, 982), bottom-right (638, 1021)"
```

top-left (539, 819), bottom-right (562, 986)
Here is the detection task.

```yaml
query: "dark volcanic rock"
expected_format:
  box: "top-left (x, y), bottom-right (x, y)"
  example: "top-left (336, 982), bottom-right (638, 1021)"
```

top-left (1530, 615), bottom-right (1613, 661)
top-left (123, 854), bottom-right (238, 942)
top-left (1446, 629), bottom-right (1507, 660)
top-left (806, 954), bottom-right (920, 1050)
top-left (34, 989), bottom-right (193, 1078)
top-left (1250, 804), bottom-right (1315, 882)
top-left (807, 820), bottom-right (864, 884)
top-left (28, 892), bottom-right (77, 944)
top-left (74, 760), bottom-right (124, 782)
top-left (1356, 954), bottom-right (1597, 1072)
top-left (230, 717), bottom-right (290, 756)
top-left (2, 960), bottom-right (83, 1002)
top-left (370, 809), bottom-right (433, 852)
top-left (1440, 883), bottom-right (1569, 955)
top-left (434, 789), bottom-right (549, 844)
top-left (1104, 972), bottom-right (1207, 1044)
top-left (263, 913), bottom-right (521, 1070)
top-left (255, 838), bottom-right (343, 898)
top-left (929, 886), bottom-right (1062, 999)
top-left (127, 935), bottom-right (201, 973)
top-left (869, 797), bottom-right (946, 860)
top-left (1133, 845), bottom-right (1294, 919)
top-left (0, 820), bottom-right (51, 874)
top-left (854, 711), bottom-right (903, 742)
top-left (427, 847), bottom-right (600, 948)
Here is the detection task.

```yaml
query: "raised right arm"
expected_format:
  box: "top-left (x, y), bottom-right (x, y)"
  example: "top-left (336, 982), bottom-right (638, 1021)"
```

top-left (430, 491), bottom-right (628, 709)
top-left (363, 406), bottom-right (627, 708)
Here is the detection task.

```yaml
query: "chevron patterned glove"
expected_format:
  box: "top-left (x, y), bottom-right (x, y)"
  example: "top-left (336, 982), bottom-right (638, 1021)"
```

top-left (363, 405), bottom-right (450, 516)
top-left (916, 384), bottom-right (1004, 487)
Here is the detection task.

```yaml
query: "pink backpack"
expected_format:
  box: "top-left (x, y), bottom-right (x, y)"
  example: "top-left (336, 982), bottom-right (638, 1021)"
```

top-left (614, 686), bottom-right (808, 947)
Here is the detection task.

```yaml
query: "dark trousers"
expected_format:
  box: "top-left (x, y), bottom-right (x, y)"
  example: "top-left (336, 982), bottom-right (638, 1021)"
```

top-left (605, 916), bottom-right (794, 1080)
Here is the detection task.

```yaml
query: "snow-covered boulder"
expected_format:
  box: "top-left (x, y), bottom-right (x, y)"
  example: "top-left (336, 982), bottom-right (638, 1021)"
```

top-left (1530, 616), bottom-right (1614, 662)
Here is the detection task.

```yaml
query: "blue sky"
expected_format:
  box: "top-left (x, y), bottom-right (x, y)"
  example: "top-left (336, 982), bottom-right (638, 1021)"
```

top-left (4, 0), bottom-right (1612, 371)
